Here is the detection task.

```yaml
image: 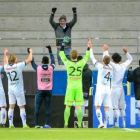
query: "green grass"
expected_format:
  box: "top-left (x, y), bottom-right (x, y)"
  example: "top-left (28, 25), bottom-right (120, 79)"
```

top-left (0, 128), bottom-right (139, 140)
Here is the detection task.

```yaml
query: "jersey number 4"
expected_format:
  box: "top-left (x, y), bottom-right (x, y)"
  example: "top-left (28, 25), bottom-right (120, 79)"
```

top-left (104, 72), bottom-right (110, 81)
top-left (69, 66), bottom-right (82, 76)
top-left (7, 71), bottom-right (19, 81)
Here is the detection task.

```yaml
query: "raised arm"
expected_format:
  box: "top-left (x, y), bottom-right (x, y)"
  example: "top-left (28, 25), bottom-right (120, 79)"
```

top-left (121, 47), bottom-right (133, 68)
top-left (49, 8), bottom-right (57, 29)
top-left (103, 44), bottom-right (116, 68)
top-left (31, 58), bottom-right (38, 71)
top-left (46, 45), bottom-right (55, 69)
top-left (26, 48), bottom-right (33, 65)
top-left (3, 49), bottom-right (8, 65)
top-left (88, 39), bottom-right (97, 65)
top-left (59, 37), bottom-right (70, 66)
top-left (69, 7), bottom-right (77, 28)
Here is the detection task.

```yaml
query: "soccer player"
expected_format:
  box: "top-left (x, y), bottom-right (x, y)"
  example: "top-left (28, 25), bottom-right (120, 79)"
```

top-left (3, 48), bottom-right (33, 128)
top-left (103, 45), bottom-right (133, 128)
top-left (0, 66), bottom-right (6, 127)
top-left (31, 46), bottom-right (55, 129)
top-left (74, 55), bottom-right (92, 127)
top-left (89, 40), bottom-right (113, 128)
top-left (59, 37), bottom-right (90, 128)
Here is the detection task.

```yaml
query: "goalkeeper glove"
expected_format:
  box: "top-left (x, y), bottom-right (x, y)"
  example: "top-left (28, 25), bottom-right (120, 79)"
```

top-left (52, 7), bottom-right (57, 14)
top-left (46, 45), bottom-right (52, 53)
top-left (62, 36), bottom-right (70, 47)
top-left (72, 7), bottom-right (77, 13)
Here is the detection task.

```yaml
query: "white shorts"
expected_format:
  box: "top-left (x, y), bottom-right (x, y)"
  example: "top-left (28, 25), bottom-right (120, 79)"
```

top-left (8, 90), bottom-right (26, 106)
top-left (137, 100), bottom-right (140, 108)
top-left (0, 93), bottom-right (6, 107)
top-left (111, 87), bottom-right (125, 110)
top-left (95, 90), bottom-right (110, 107)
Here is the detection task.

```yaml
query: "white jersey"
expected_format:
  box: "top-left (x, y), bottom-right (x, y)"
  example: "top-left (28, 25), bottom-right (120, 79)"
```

top-left (0, 66), bottom-right (5, 92)
top-left (4, 61), bottom-right (26, 92)
top-left (103, 51), bottom-right (133, 88)
top-left (90, 49), bottom-right (113, 91)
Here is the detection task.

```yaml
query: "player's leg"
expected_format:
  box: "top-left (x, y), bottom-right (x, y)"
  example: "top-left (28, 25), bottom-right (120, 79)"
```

top-left (95, 91), bottom-right (104, 128)
top-left (44, 90), bottom-right (52, 128)
top-left (119, 88), bottom-right (126, 128)
top-left (111, 88), bottom-right (120, 128)
top-left (0, 93), bottom-right (6, 127)
top-left (103, 93), bottom-right (110, 128)
top-left (64, 88), bottom-right (74, 127)
top-left (8, 93), bottom-right (16, 128)
top-left (75, 88), bottom-right (84, 128)
top-left (34, 90), bottom-right (43, 128)
top-left (76, 106), bottom-right (82, 128)
top-left (17, 92), bottom-right (29, 128)
top-left (104, 107), bottom-right (109, 128)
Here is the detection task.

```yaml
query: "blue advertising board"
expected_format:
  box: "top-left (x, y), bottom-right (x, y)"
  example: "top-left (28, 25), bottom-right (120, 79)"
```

top-left (93, 95), bottom-right (140, 128)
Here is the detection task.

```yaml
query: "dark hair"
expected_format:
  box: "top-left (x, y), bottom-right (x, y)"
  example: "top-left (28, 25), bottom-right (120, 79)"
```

top-left (42, 56), bottom-right (49, 64)
top-left (77, 55), bottom-right (83, 61)
top-left (111, 53), bottom-right (122, 63)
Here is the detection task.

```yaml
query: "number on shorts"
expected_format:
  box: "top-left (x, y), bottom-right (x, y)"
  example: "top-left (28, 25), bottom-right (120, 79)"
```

top-left (7, 71), bottom-right (19, 81)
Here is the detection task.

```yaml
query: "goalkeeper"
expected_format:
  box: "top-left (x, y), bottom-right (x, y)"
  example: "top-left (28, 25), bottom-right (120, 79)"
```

top-left (59, 37), bottom-right (90, 128)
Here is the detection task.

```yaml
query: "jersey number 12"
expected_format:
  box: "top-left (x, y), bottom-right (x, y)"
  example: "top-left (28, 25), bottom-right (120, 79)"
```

top-left (7, 71), bottom-right (19, 81)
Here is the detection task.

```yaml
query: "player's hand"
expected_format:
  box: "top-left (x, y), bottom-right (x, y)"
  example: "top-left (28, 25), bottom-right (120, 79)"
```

top-left (103, 44), bottom-right (109, 51)
top-left (28, 48), bottom-right (33, 53)
top-left (52, 7), bottom-right (57, 14)
top-left (87, 38), bottom-right (92, 49)
top-left (72, 7), bottom-right (77, 13)
top-left (4, 49), bottom-right (8, 55)
top-left (123, 47), bottom-right (127, 53)
top-left (46, 45), bottom-right (52, 53)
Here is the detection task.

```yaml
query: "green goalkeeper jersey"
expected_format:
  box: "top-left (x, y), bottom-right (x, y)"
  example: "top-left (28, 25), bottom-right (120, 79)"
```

top-left (59, 49), bottom-right (90, 89)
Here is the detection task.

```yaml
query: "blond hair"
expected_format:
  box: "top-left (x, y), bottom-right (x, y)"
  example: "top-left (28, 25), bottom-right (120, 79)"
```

top-left (103, 56), bottom-right (110, 65)
top-left (8, 54), bottom-right (16, 64)
top-left (70, 50), bottom-right (78, 60)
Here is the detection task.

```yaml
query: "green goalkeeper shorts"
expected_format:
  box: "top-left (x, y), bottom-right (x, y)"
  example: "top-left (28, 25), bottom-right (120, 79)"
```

top-left (64, 87), bottom-right (84, 106)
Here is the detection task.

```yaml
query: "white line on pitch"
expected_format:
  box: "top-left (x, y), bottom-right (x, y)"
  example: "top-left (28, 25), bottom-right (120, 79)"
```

top-left (124, 128), bottom-right (139, 132)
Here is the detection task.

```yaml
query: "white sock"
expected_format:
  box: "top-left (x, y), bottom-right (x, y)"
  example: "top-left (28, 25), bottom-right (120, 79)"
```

top-left (114, 110), bottom-right (119, 127)
top-left (1, 108), bottom-right (6, 124)
top-left (120, 109), bottom-right (126, 126)
top-left (96, 109), bottom-right (103, 125)
top-left (81, 106), bottom-right (85, 120)
top-left (20, 108), bottom-right (27, 126)
top-left (104, 111), bottom-right (109, 128)
top-left (8, 109), bottom-right (14, 126)
top-left (138, 109), bottom-right (140, 122)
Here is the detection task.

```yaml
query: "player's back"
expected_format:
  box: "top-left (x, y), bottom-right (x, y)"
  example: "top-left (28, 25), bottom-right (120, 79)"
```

top-left (66, 60), bottom-right (85, 89)
top-left (4, 62), bottom-right (25, 91)
top-left (111, 63), bottom-right (127, 88)
top-left (96, 63), bottom-right (113, 91)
